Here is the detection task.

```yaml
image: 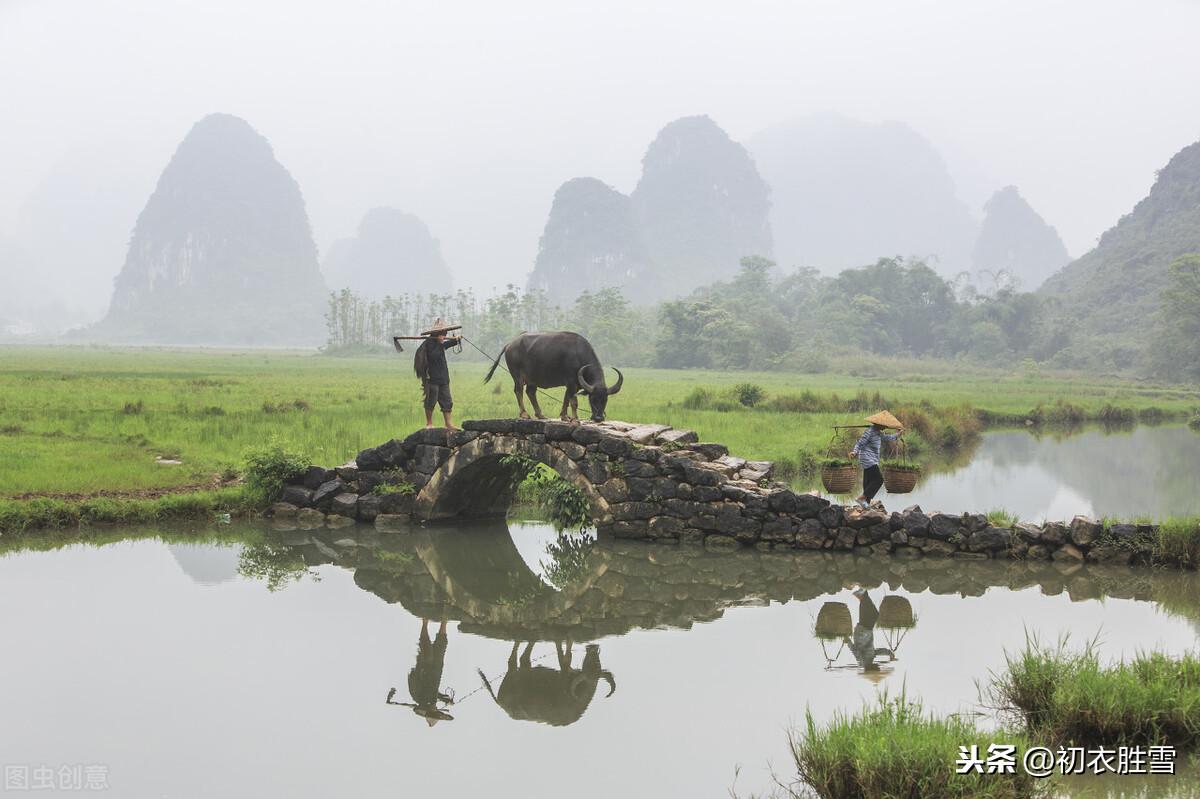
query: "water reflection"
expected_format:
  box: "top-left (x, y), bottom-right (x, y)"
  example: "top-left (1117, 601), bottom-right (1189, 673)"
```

top-left (386, 619), bottom-right (456, 726)
top-left (815, 591), bottom-right (911, 682)
top-left (805, 425), bottom-right (1200, 520)
top-left (477, 641), bottom-right (616, 727)
top-left (5, 519), bottom-right (1200, 798)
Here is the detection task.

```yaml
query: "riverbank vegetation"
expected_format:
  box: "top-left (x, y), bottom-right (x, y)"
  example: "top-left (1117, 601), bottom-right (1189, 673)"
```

top-left (787, 693), bottom-right (1048, 799)
top-left (989, 639), bottom-right (1200, 749)
top-left (0, 345), bottom-right (1195, 512)
top-left (783, 643), bottom-right (1200, 798)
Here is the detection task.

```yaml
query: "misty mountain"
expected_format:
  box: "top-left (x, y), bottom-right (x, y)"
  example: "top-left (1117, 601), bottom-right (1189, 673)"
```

top-left (11, 142), bottom-right (162, 324)
top-left (748, 115), bottom-right (977, 275)
top-left (1039, 138), bottom-right (1200, 363)
top-left (322, 206), bottom-right (451, 299)
top-left (971, 186), bottom-right (1070, 290)
top-left (93, 113), bottom-right (327, 345)
top-left (526, 177), bottom-right (648, 305)
top-left (631, 115), bottom-right (773, 300)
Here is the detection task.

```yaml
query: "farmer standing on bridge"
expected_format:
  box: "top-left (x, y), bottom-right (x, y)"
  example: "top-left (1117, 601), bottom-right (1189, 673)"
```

top-left (848, 411), bottom-right (904, 510)
top-left (414, 318), bottom-right (462, 431)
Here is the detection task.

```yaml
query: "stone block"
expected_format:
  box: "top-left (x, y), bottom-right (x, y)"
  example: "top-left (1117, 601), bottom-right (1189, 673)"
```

top-left (1070, 516), bottom-right (1102, 547)
top-left (462, 419), bottom-right (514, 434)
top-left (268, 502), bottom-right (298, 518)
top-left (927, 513), bottom-right (962, 540)
top-left (818, 505), bottom-right (843, 529)
top-left (571, 426), bottom-right (605, 445)
top-left (356, 439), bottom-right (405, 471)
top-left (312, 478), bottom-right (350, 509)
top-left (656, 428), bottom-right (698, 445)
top-left (413, 445), bottom-right (451, 473)
top-left (280, 485), bottom-right (314, 507)
top-left (448, 429), bottom-right (481, 448)
top-left (356, 494), bottom-right (383, 522)
top-left (1052, 543), bottom-right (1085, 562)
top-left (375, 514), bottom-right (410, 533)
top-left (329, 492), bottom-right (359, 518)
top-left (690, 442), bottom-right (729, 460)
top-left (967, 526), bottom-right (1013, 552)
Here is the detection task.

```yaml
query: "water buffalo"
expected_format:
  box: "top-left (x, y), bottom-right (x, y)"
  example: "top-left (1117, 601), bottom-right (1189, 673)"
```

top-left (483, 331), bottom-right (623, 422)
top-left (477, 641), bottom-right (616, 727)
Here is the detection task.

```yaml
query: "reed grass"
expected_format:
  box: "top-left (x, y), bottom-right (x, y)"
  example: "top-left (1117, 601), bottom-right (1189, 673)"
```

top-left (989, 637), bottom-right (1200, 749)
top-left (789, 691), bottom-right (1048, 799)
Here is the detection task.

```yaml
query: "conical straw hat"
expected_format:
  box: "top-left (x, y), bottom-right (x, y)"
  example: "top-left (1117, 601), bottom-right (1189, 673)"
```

top-left (865, 410), bottom-right (903, 429)
top-left (420, 317), bottom-right (459, 336)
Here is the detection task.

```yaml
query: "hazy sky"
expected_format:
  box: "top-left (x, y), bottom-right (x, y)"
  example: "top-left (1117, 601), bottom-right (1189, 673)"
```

top-left (3, 0), bottom-right (1199, 318)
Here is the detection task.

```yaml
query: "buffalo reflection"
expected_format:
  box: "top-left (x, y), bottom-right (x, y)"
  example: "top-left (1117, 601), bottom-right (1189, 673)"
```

top-left (386, 619), bottom-right (456, 726)
top-left (478, 641), bottom-right (616, 727)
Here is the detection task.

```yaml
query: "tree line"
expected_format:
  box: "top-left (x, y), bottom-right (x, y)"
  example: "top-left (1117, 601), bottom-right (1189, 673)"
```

top-left (325, 254), bottom-right (1200, 382)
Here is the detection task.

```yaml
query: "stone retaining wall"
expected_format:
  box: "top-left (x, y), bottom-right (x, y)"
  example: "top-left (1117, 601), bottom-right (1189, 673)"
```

top-left (269, 418), bottom-right (1159, 566)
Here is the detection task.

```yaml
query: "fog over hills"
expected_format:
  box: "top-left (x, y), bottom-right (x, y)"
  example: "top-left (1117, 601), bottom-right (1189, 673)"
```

top-left (1040, 137), bottom-right (1200, 365)
top-left (4, 0), bottom-right (1200, 341)
top-left (92, 113), bottom-right (327, 345)
top-left (527, 116), bottom-right (772, 304)
top-left (631, 115), bottom-right (773, 299)
top-left (322, 207), bottom-right (452, 299)
top-left (526, 177), bottom-right (648, 306)
top-left (971, 186), bottom-right (1070, 291)
top-left (748, 115), bottom-right (978, 276)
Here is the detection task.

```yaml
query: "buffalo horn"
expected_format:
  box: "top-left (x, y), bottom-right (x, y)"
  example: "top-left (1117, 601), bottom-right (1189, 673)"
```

top-left (607, 367), bottom-right (623, 395)
top-left (577, 364), bottom-right (596, 393)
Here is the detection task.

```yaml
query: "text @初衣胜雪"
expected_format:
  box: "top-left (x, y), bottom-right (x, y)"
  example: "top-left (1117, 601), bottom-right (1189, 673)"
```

top-left (955, 744), bottom-right (1175, 777)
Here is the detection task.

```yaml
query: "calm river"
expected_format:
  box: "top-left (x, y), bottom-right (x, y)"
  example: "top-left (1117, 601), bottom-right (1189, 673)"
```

top-left (2, 518), bottom-right (1198, 798)
top-left (805, 424), bottom-right (1200, 521)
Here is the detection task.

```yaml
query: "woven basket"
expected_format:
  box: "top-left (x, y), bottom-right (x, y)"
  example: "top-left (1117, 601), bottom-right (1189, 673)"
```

top-left (878, 595), bottom-right (915, 629)
top-left (815, 602), bottom-right (852, 639)
top-left (882, 465), bottom-right (920, 494)
top-left (821, 464), bottom-right (858, 494)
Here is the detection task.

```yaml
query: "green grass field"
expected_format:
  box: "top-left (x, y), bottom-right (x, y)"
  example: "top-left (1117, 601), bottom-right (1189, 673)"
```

top-left (1, 345), bottom-right (1197, 498)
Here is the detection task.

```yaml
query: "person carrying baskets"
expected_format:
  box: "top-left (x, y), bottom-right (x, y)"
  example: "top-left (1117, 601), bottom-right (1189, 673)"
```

top-left (848, 411), bottom-right (904, 510)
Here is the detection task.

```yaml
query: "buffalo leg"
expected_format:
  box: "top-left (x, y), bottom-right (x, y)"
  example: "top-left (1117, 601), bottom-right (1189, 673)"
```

top-left (520, 642), bottom-right (535, 669)
top-left (508, 642), bottom-right (519, 671)
top-left (526, 385), bottom-right (546, 419)
top-left (556, 640), bottom-right (571, 671)
top-left (514, 378), bottom-right (530, 419)
top-left (559, 390), bottom-right (572, 422)
top-left (569, 394), bottom-right (580, 423)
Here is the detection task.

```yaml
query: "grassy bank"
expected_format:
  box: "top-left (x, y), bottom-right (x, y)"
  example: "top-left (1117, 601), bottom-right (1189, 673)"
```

top-left (787, 693), bottom-right (1048, 799)
top-left (990, 640), bottom-right (1200, 749)
top-left (3, 345), bottom-right (1195, 500)
top-left (0, 487), bottom-right (253, 536)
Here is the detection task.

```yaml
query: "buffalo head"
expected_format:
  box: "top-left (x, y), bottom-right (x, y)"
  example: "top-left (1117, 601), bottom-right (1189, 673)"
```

top-left (576, 365), bottom-right (623, 422)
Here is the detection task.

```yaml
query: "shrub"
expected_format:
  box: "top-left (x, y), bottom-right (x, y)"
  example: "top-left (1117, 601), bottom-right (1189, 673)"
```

top-left (792, 692), bottom-right (1048, 799)
top-left (501, 455), bottom-right (591, 531)
top-left (1154, 518), bottom-right (1200, 569)
top-left (731, 382), bottom-right (766, 408)
top-left (1097, 404), bottom-right (1135, 426)
top-left (243, 440), bottom-right (309, 505)
top-left (1189, 414), bottom-right (1200, 432)
top-left (373, 481), bottom-right (416, 497)
top-left (986, 508), bottom-right (1020, 527)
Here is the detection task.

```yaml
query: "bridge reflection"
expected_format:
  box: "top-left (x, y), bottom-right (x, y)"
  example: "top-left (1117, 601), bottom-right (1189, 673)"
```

top-left (260, 518), bottom-right (1199, 727)
top-left (276, 518), bottom-right (1183, 643)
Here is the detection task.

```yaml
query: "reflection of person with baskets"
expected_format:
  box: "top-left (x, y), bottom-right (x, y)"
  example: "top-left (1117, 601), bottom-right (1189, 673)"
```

top-left (848, 411), bottom-right (904, 510)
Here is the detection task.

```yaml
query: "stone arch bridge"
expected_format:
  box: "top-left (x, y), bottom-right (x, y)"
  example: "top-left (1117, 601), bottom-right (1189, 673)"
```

top-left (276, 418), bottom-right (1143, 564)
